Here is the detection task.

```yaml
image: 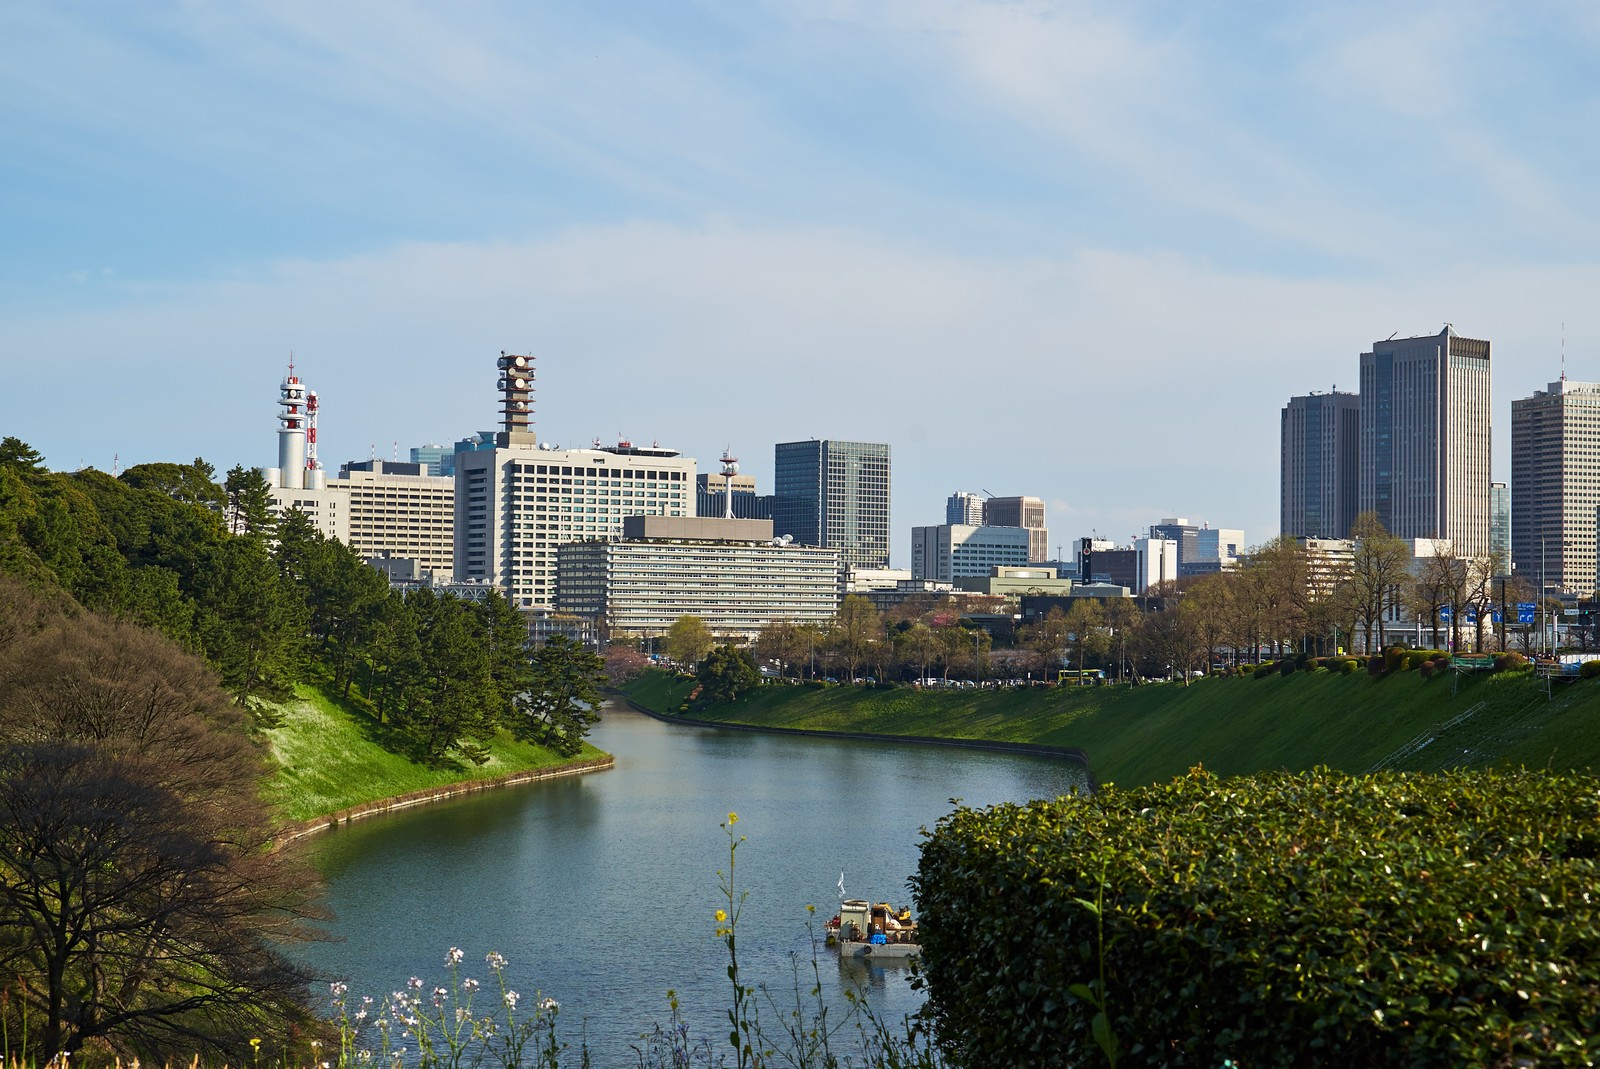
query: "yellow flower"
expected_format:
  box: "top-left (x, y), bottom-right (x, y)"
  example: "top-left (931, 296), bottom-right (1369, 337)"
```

top-left (715, 909), bottom-right (727, 923)
top-left (726, 812), bottom-right (738, 825)
top-left (250, 1039), bottom-right (262, 1050)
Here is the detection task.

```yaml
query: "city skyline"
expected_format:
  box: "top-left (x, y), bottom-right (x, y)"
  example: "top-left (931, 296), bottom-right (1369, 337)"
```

top-left (6, 5), bottom-right (1599, 563)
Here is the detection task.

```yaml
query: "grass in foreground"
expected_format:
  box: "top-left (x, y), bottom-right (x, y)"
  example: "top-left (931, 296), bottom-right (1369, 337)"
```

top-left (625, 667), bottom-right (1600, 787)
top-left (260, 682), bottom-right (607, 824)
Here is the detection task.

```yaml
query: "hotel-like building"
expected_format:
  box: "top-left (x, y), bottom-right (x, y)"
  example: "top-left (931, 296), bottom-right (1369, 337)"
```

top-left (452, 354), bottom-right (696, 607)
top-left (1511, 378), bottom-right (1600, 594)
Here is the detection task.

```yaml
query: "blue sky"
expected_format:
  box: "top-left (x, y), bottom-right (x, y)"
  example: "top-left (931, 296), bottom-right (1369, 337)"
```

top-left (5, 2), bottom-right (1599, 564)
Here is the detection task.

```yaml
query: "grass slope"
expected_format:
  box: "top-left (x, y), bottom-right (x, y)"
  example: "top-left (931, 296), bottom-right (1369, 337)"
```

top-left (625, 669), bottom-right (1600, 787)
top-left (260, 682), bottom-right (606, 824)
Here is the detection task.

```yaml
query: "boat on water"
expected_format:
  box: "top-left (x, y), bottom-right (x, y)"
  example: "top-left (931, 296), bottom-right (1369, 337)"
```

top-left (826, 898), bottom-right (920, 962)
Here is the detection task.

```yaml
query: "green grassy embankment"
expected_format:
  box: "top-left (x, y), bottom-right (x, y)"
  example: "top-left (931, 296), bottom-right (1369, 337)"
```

top-left (623, 668), bottom-right (1600, 787)
top-left (260, 681), bottom-right (608, 824)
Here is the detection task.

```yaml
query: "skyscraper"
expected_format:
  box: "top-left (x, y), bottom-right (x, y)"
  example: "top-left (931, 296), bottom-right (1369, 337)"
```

top-left (1511, 379), bottom-right (1600, 594)
top-left (984, 495), bottom-right (1049, 562)
top-left (1281, 391), bottom-right (1360, 539)
top-left (772, 439), bottom-right (891, 569)
top-left (1359, 327), bottom-right (1492, 555)
top-left (946, 491), bottom-right (985, 526)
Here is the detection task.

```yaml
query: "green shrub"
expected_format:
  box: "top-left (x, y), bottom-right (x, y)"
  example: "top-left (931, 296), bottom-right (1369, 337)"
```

top-left (1495, 651), bottom-right (1529, 672)
top-left (803, 679), bottom-right (825, 689)
top-left (1253, 662), bottom-right (1276, 679)
top-left (1418, 659), bottom-right (1436, 679)
top-left (1278, 657), bottom-right (1297, 677)
top-left (1581, 660), bottom-right (1600, 680)
top-left (1367, 655), bottom-right (1385, 676)
top-left (913, 767), bottom-right (1600, 1069)
top-left (1339, 657), bottom-right (1358, 675)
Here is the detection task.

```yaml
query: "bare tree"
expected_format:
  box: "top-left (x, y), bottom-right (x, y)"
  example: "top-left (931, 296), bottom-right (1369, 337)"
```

top-left (0, 610), bottom-right (322, 1064)
top-left (1347, 513), bottom-right (1411, 653)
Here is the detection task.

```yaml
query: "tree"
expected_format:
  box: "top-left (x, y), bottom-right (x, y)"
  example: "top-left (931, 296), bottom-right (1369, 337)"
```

top-left (828, 594), bottom-right (883, 680)
top-left (224, 464), bottom-right (277, 542)
top-left (665, 615), bottom-right (715, 666)
top-left (1020, 608), bottom-right (1072, 672)
top-left (697, 643), bottom-right (762, 704)
top-left (521, 635), bottom-right (605, 756)
top-left (1347, 512), bottom-right (1411, 653)
top-left (895, 623), bottom-right (942, 682)
top-left (1063, 600), bottom-right (1109, 676)
top-left (196, 538), bottom-right (306, 716)
top-left (602, 644), bottom-right (652, 686)
top-left (0, 605), bottom-right (321, 1064)
top-left (1103, 597), bottom-right (1143, 682)
top-left (389, 591), bottom-right (498, 765)
top-left (119, 458), bottom-right (226, 512)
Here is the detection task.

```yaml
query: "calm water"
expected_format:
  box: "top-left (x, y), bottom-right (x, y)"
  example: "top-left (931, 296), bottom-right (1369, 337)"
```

top-left (295, 705), bottom-right (1088, 1064)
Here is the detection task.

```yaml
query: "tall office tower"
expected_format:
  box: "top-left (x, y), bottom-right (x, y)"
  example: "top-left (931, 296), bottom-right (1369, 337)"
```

top-left (454, 353), bottom-right (697, 607)
top-left (1359, 327), bottom-right (1492, 555)
top-left (984, 495), bottom-right (1049, 562)
top-left (772, 440), bottom-right (891, 569)
top-left (1490, 482), bottom-right (1510, 577)
top-left (1281, 391), bottom-right (1360, 539)
top-left (946, 491), bottom-right (985, 526)
top-left (1511, 379), bottom-right (1600, 594)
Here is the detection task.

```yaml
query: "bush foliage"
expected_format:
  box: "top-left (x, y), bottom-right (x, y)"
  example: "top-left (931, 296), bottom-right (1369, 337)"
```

top-left (913, 767), bottom-right (1600, 1068)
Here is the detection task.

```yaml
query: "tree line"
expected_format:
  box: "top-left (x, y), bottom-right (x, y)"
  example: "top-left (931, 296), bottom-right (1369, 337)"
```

top-left (652, 511), bottom-right (1536, 688)
top-left (0, 437), bottom-right (601, 763)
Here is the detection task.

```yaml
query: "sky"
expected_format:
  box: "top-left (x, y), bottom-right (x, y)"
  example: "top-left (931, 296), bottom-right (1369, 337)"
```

top-left (5, 2), bottom-right (1600, 566)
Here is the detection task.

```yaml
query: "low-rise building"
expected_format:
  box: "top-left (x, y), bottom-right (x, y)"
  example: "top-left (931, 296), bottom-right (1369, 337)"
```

top-left (555, 515), bottom-right (841, 642)
top-left (953, 566), bottom-right (1074, 597)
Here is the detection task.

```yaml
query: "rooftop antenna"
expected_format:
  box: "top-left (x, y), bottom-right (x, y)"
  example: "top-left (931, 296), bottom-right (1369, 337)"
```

top-left (112, 452), bottom-right (120, 477)
top-left (720, 446), bottom-right (740, 519)
top-left (1562, 322), bottom-right (1566, 382)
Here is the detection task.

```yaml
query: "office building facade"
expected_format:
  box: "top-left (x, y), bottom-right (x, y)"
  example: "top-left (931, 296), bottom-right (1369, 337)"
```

top-left (773, 440), bottom-right (891, 569)
top-left (334, 460), bottom-right (456, 581)
top-left (1511, 379), bottom-right (1600, 594)
top-left (556, 516), bottom-right (840, 641)
top-left (984, 495), bottom-right (1049, 562)
top-left (910, 524), bottom-right (1031, 582)
top-left (1281, 391), bottom-right (1360, 539)
top-left (1359, 327), bottom-right (1492, 555)
top-left (454, 352), bottom-right (697, 607)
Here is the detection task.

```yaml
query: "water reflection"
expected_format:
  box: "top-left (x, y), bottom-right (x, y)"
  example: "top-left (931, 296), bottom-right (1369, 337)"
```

top-left (295, 704), bottom-right (1087, 1064)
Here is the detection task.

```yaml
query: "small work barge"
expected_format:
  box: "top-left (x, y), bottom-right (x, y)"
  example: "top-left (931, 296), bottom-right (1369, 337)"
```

top-left (826, 898), bottom-right (920, 962)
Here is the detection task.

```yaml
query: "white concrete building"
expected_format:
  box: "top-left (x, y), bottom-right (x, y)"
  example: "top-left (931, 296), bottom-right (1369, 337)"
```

top-left (454, 352), bottom-right (699, 607)
top-left (911, 524), bottom-right (1031, 582)
top-left (556, 515), bottom-right (841, 641)
top-left (334, 460), bottom-right (456, 581)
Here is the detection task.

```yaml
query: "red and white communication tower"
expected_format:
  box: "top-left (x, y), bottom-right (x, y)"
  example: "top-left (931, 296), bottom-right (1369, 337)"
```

top-left (720, 447), bottom-right (739, 519)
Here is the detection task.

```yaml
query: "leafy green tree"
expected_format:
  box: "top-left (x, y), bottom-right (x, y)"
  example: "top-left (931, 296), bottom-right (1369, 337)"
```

top-left (196, 539), bottom-right (306, 716)
top-left (895, 622), bottom-right (943, 681)
top-left (388, 591), bottom-right (498, 765)
top-left (521, 635), bottom-right (604, 756)
top-left (478, 591), bottom-right (535, 725)
top-left (697, 644), bottom-right (762, 703)
top-left (224, 464), bottom-right (277, 542)
top-left (665, 614), bottom-right (715, 666)
top-left (119, 458), bottom-right (226, 512)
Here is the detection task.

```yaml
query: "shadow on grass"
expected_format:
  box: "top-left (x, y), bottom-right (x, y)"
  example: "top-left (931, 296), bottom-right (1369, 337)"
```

top-left (302, 667), bottom-right (476, 773)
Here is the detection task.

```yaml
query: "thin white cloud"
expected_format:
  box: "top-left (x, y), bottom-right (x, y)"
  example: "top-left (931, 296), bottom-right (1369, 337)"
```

top-left (8, 224), bottom-right (1600, 559)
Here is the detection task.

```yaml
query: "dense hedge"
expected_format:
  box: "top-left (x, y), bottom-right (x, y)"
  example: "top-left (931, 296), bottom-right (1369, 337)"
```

top-left (912, 767), bottom-right (1600, 1067)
